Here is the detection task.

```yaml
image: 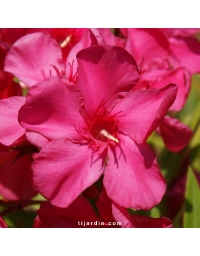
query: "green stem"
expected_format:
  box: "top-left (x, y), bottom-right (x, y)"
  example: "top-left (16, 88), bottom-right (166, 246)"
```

top-left (0, 199), bottom-right (45, 216)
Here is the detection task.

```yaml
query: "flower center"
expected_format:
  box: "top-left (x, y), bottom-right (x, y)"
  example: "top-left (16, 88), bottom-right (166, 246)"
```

top-left (90, 115), bottom-right (119, 143)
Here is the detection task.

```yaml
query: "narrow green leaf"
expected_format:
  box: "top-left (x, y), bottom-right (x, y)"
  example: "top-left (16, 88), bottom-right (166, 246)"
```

top-left (183, 167), bottom-right (200, 227)
top-left (189, 123), bottom-right (200, 173)
top-left (3, 209), bottom-right (36, 228)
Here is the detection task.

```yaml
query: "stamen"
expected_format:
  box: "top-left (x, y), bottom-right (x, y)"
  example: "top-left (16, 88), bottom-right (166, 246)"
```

top-left (41, 69), bottom-right (46, 79)
top-left (50, 64), bottom-right (61, 76)
top-left (68, 60), bottom-right (78, 83)
top-left (60, 35), bottom-right (72, 48)
top-left (100, 130), bottom-right (119, 143)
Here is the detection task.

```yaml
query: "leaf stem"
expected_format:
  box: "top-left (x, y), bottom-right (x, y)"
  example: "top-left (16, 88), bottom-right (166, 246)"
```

top-left (0, 199), bottom-right (45, 216)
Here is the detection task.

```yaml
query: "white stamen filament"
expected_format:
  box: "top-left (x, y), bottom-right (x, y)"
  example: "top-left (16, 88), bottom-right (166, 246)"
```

top-left (100, 129), bottom-right (119, 143)
top-left (60, 35), bottom-right (71, 48)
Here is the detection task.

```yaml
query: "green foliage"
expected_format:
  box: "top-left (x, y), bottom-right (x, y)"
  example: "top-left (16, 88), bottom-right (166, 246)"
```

top-left (183, 167), bottom-right (200, 228)
top-left (3, 208), bottom-right (36, 228)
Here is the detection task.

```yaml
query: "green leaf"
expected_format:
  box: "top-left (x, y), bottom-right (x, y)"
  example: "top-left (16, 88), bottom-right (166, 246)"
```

top-left (3, 209), bottom-right (36, 228)
top-left (189, 123), bottom-right (200, 173)
top-left (183, 167), bottom-right (200, 227)
top-left (190, 146), bottom-right (200, 173)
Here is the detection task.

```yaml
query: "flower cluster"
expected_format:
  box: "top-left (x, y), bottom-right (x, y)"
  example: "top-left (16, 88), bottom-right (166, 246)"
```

top-left (0, 28), bottom-right (199, 228)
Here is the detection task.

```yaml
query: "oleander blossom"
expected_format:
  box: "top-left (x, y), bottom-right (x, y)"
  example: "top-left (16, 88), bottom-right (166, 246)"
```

top-left (18, 45), bottom-right (178, 210)
top-left (119, 28), bottom-right (193, 152)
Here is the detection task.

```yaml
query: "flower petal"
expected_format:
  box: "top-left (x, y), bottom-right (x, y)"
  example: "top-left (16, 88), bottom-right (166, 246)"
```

top-left (0, 153), bottom-right (36, 200)
top-left (169, 37), bottom-right (200, 74)
top-left (103, 135), bottom-right (166, 210)
top-left (34, 216), bottom-right (49, 228)
top-left (25, 131), bottom-right (50, 148)
top-left (159, 116), bottom-right (193, 152)
top-left (96, 188), bottom-right (117, 223)
top-left (4, 32), bottom-right (64, 87)
top-left (65, 29), bottom-right (104, 82)
top-left (111, 84), bottom-right (177, 143)
top-left (112, 203), bottom-right (173, 228)
top-left (125, 28), bottom-right (169, 69)
top-left (33, 139), bottom-right (106, 207)
top-left (139, 67), bottom-right (191, 111)
top-left (76, 45), bottom-right (139, 118)
top-left (19, 76), bottom-right (84, 141)
top-left (34, 197), bottom-right (99, 228)
top-left (0, 96), bottom-right (25, 146)
top-left (98, 28), bottom-right (125, 47)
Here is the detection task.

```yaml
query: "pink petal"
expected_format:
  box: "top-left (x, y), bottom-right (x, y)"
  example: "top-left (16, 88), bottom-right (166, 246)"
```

top-left (33, 139), bottom-right (106, 207)
top-left (159, 116), bottom-right (193, 152)
top-left (4, 32), bottom-right (64, 87)
top-left (98, 28), bottom-right (125, 47)
top-left (76, 45), bottom-right (139, 118)
top-left (0, 152), bottom-right (36, 200)
top-left (96, 188), bottom-right (117, 223)
top-left (125, 28), bottom-right (169, 68)
top-left (25, 131), bottom-right (50, 148)
top-left (65, 29), bottom-right (104, 82)
top-left (0, 217), bottom-right (7, 228)
top-left (143, 67), bottom-right (191, 111)
top-left (34, 216), bottom-right (49, 228)
top-left (111, 84), bottom-right (177, 143)
top-left (169, 37), bottom-right (200, 74)
top-left (112, 203), bottom-right (173, 228)
top-left (0, 96), bottom-right (25, 146)
top-left (19, 76), bottom-right (84, 141)
top-left (103, 135), bottom-right (166, 210)
top-left (34, 197), bottom-right (99, 228)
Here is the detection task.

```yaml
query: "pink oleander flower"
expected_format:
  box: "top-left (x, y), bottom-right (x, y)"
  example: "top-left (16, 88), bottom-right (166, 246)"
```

top-left (120, 29), bottom-right (191, 111)
top-left (4, 30), bottom-right (192, 155)
top-left (18, 45), bottom-right (177, 210)
top-left (118, 29), bottom-right (193, 152)
top-left (0, 30), bottom-right (104, 200)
